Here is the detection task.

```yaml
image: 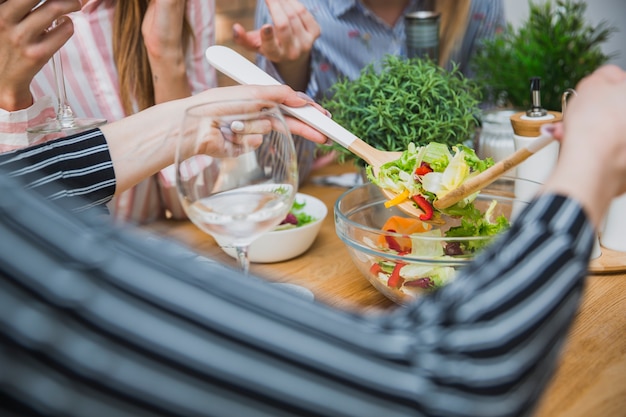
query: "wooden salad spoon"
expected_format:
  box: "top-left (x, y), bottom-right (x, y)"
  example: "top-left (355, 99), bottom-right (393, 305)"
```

top-left (205, 46), bottom-right (427, 219)
top-left (433, 131), bottom-right (555, 210)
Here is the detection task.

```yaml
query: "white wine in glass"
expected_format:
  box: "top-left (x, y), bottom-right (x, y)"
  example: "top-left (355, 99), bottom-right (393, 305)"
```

top-left (28, 11), bottom-right (106, 134)
top-left (175, 99), bottom-right (298, 274)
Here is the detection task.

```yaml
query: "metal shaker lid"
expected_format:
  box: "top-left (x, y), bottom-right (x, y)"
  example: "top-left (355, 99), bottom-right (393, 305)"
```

top-left (405, 11), bottom-right (441, 21)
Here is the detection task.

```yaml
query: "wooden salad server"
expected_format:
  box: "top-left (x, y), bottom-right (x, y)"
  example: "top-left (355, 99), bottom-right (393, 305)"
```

top-left (205, 45), bottom-right (427, 219)
top-left (434, 131), bottom-right (555, 210)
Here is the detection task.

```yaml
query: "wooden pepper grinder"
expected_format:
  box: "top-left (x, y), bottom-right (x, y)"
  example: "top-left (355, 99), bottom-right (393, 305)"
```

top-left (510, 77), bottom-right (563, 184)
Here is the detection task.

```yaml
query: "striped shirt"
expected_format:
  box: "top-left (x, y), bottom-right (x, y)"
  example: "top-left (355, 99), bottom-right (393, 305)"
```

top-left (0, 127), bottom-right (595, 417)
top-left (0, 128), bottom-right (114, 212)
top-left (0, 0), bottom-right (217, 223)
top-left (255, 0), bottom-right (506, 101)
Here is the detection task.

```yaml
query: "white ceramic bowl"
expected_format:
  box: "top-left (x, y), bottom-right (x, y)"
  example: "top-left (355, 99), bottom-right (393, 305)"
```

top-left (216, 193), bottom-right (327, 263)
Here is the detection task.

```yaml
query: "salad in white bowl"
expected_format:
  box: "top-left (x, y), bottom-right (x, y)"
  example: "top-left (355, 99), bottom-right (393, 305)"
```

top-left (215, 193), bottom-right (327, 263)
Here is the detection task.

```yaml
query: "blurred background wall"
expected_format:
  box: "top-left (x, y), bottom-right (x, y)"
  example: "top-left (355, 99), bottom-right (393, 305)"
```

top-left (214, 0), bottom-right (625, 86)
top-left (505, 0), bottom-right (625, 68)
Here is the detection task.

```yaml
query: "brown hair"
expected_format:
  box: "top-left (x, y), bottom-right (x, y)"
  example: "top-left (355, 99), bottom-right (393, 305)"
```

top-left (112, 1), bottom-right (192, 115)
top-left (435, 0), bottom-right (471, 66)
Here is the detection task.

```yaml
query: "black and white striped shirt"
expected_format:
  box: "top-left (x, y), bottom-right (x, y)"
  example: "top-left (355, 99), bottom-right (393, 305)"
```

top-left (0, 128), bottom-right (115, 212)
top-left (0, 129), bottom-right (595, 417)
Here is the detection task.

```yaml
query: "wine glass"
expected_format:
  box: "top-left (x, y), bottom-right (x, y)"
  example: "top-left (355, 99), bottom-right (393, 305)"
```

top-left (174, 99), bottom-right (299, 274)
top-left (28, 9), bottom-right (107, 134)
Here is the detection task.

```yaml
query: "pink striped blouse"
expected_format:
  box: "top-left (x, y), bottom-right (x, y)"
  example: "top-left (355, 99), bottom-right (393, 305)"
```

top-left (0, 0), bottom-right (217, 224)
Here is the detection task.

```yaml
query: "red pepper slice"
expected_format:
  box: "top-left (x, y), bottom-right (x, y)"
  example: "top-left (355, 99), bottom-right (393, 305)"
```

top-left (387, 262), bottom-right (406, 289)
top-left (414, 162), bottom-right (433, 176)
top-left (385, 236), bottom-right (404, 252)
top-left (411, 195), bottom-right (434, 221)
top-left (369, 263), bottom-right (383, 276)
top-left (384, 229), bottom-right (405, 252)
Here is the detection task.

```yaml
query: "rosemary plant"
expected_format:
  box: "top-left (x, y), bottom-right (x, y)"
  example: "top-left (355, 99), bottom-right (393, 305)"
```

top-left (471, 0), bottom-right (616, 111)
top-left (321, 55), bottom-right (481, 165)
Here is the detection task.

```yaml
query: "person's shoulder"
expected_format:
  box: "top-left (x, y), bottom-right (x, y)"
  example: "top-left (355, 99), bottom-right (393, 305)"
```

top-left (469, 0), bottom-right (505, 22)
top-left (471, 0), bottom-right (504, 9)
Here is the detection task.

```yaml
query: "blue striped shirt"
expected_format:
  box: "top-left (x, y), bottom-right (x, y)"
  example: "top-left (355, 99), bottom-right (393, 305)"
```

top-left (256, 0), bottom-right (506, 101)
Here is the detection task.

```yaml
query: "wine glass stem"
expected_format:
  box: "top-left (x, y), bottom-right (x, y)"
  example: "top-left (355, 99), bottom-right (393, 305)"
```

top-left (235, 245), bottom-right (250, 275)
top-left (51, 21), bottom-right (76, 129)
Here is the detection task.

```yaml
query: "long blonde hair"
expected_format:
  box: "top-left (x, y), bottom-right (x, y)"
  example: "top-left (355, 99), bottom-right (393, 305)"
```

top-left (434, 0), bottom-right (471, 66)
top-left (112, 1), bottom-right (192, 115)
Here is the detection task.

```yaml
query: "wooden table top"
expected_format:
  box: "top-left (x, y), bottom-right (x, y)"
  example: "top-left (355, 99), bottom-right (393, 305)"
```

top-left (144, 162), bottom-right (626, 417)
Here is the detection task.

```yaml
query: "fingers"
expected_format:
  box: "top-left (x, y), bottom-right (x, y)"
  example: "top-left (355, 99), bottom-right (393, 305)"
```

top-left (200, 85), bottom-right (328, 115)
top-left (41, 14), bottom-right (74, 42)
top-left (246, 86), bottom-right (330, 144)
top-left (258, 24), bottom-right (281, 58)
top-left (232, 23), bottom-right (262, 51)
top-left (295, 91), bottom-right (331, 117)
top-left (28, 0), bottom-right (81, 35)
top-left (211, 117), bottom-right (280, 158)
top-left (297, 1), bottom-right (320, 38)
top-left (285, 119), bottom-right (327, 144)
top-left (279, 0), bottom-right (320, 42)
top-left (191, 85), bottom-right (330, 145)
top-left (260, 0), bottom-right (319, 62)
top-left (3, 1), bottom-right (45, 21)
top-left (240, 84), bottom-right (304, 105)
top-left (227, 119), bottom-right (273, 137)
top-left (542, 123), bottom-right (563, 142)
top-left (265, 0), bottom-right (291, 41)
top-left (216, 128), bottom-right (264, 157)
top-left (0, 0), bottom-right (76, 108)
top-left (223, 114), bottom-right (327, 147)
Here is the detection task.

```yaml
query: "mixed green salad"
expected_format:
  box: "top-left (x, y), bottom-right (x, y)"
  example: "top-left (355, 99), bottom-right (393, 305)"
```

top-left (275, 199), bottom-right (317, 231)
top-left (366, 142), bottom-right (511, 296)
top-left (367, 141), bottom-right (508, 239)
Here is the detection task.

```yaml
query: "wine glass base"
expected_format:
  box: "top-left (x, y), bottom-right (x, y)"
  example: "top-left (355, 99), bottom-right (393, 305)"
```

top-left (27, 118), bottom-right (107, 135)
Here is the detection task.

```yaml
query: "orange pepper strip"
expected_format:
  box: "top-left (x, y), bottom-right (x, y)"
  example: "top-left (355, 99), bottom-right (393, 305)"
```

top-left (378, 216), bottom-right (433, 250)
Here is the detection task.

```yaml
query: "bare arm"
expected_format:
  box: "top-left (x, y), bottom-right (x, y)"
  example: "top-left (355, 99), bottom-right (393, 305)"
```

top-left (141, 0), bottom-right (191, 104)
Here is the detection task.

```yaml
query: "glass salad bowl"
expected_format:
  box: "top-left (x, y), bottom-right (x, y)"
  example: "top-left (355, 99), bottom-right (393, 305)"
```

top-left (334, 177), bottom-right (539, 304)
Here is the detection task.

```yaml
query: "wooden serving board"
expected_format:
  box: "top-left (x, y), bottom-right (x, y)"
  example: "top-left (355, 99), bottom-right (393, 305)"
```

top-left (589, 245), bottom-right (626, 274)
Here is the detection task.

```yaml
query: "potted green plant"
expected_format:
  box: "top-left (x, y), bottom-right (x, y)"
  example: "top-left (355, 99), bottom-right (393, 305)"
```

top-left (471, 0), bottom-right (616, 112)
top-left (321, 54), bottom-right (482, 165)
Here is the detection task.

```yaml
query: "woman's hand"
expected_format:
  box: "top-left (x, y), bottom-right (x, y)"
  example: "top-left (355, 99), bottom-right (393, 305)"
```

top-left (189, 85), bottom-right (328, 145)
top-left (544, 65), bottom-right (626, 228)
top-left (233, 0), bottom-right (320, 91)
top-left (102, 84), bottom-right (329, 193)
top-left (0, 0), bottom-right (79, 111)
